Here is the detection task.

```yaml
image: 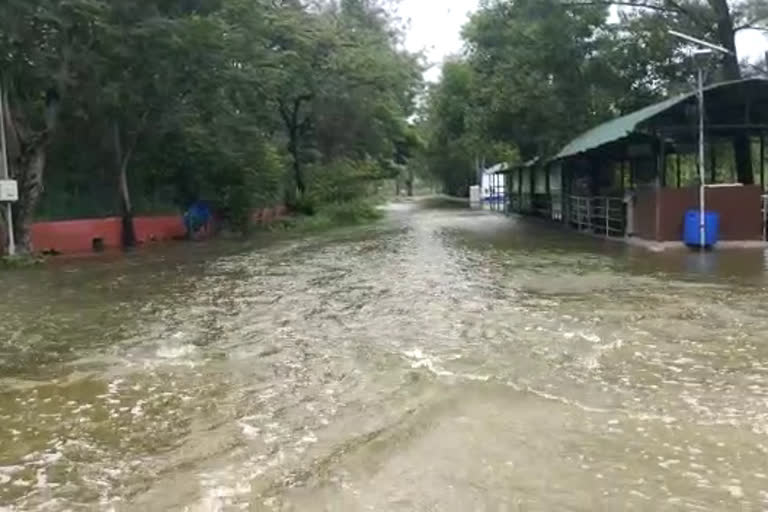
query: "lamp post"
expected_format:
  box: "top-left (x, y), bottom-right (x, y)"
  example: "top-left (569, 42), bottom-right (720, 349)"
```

top-left (669, 30), bottom-right (733, 249)
top-left (0, 84), bottom-right (15, 256)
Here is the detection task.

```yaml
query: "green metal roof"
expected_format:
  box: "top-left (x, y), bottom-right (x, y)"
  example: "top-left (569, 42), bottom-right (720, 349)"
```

top-left (553, 94), bottom-right (691, 160)
top-left (553, 78), bottom-right (768, 161)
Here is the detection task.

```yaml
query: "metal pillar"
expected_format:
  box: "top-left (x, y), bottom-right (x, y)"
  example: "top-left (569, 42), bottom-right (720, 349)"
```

top-left (0, 84), bottom-right (15, 256)
top-left (761, 134), bottom-right (765, 191)
top-left (697, 67), bottom-right (706, 249)
top-left (659, 138), bottom-right (667, 187)
top-left (545, 165), bottom-right (551, 218)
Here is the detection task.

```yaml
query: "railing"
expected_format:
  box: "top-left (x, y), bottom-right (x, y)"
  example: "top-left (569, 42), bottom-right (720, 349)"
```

top-left (508, 193), bottom-right (532, 214)
top-left (762, 194), bottom-right (768, 241)
top-left (568, 196), bottom-right (625, 237)
top-left (487, 190), bottom-right (506, 213)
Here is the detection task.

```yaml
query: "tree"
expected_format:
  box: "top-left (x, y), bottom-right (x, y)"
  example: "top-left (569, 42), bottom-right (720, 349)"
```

top-left (0, 0), bottom-right (422, 255)
top-left (422, 0), bottom-right (767, 194)
top-left (0, 0), bottom-right (104, 253)
top-left (465, 0), bottom-right (616, 159)
top-left (86, 1), bottom-right (226, 247)
top-left (422, 59), bottom-right (480, 196)
top-left (563, 0), bottom-right (768, 183)
top-left (264, 0), bottom-right (421, 201)
top-left (394, 125), bottom-right (424, 196)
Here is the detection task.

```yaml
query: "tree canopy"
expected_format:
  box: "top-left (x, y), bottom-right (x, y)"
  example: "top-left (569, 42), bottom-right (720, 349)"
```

top-left (0, 0), bottom-right (422, 253)
top-left (422, 0), bottom-right (767, 194)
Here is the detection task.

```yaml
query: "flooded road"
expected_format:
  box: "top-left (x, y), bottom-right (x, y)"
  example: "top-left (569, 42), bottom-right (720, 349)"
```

top-left (3, 198), bottom-right (768, 511)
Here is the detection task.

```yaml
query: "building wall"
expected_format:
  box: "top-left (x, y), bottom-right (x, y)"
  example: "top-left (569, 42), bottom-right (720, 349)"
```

top-left (635, 185), bottom-right (763, 241)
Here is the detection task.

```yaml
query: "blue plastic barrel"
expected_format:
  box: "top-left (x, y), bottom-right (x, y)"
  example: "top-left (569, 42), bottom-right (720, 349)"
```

top-left (684, 210), bottom-right (720, 247)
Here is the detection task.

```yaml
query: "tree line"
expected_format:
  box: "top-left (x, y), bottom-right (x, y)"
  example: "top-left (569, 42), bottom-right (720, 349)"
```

top-left (0, 0), bottom-right (423, 254)
top-left (422, 0), bottom-right (767, 196)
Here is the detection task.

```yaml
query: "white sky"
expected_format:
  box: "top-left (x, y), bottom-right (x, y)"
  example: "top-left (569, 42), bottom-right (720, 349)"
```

top-left (398, 0), bottom-right (478, 82)
top-left (397, 0), bottom-right (768, 82)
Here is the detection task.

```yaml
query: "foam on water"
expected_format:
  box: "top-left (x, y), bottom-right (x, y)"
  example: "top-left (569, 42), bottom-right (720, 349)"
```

top-left (156, 341), bottom-right (197, 359)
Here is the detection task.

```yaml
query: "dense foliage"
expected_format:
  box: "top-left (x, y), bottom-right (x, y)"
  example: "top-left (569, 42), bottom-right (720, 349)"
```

top-left (0, 0), bottom-right (422, 253)
top-left (423, 0), bottom-right (767, 196)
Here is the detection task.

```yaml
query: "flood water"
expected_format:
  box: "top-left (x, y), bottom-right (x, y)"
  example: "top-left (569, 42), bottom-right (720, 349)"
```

top-left (3, 198), bottom-right (768, 511)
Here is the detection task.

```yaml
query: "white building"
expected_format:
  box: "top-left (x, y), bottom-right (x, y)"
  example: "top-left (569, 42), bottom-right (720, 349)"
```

top-left (481, 163), bottom-right (508, 203)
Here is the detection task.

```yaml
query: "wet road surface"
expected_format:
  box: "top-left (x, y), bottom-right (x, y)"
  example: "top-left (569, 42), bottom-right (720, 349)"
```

top-left (2, 198), bottom-right (768, 511)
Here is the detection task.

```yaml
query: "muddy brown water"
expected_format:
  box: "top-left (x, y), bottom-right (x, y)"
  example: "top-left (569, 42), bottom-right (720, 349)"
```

top-left (2, 198), bottom-right (768, 511)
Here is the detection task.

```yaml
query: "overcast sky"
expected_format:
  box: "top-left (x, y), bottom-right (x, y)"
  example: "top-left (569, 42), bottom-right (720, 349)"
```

top-left (397, 0), bottom-right (768, 82)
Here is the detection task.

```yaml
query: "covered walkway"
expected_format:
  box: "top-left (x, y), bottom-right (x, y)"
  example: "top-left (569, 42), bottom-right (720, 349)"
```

top-left (505, 78), bottom-right (768, 246)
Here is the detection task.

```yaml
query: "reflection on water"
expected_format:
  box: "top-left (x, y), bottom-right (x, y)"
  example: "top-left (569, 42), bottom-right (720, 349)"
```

top-left (1, 199), bottom-right (768, 511)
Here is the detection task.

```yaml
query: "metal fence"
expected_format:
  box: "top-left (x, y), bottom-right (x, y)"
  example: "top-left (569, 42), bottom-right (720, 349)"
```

top-left (568, 196), bottom-right (625, 237)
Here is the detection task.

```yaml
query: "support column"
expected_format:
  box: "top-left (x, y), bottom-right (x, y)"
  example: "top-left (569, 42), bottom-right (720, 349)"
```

top-left (620, 160), bottom-right (626, 194)
top-left (761, 134), bottom-right (765, 191)
top-left (676, 153), bottom-right (681, 188)
top-left (654, 176), bottom-right (662, 242)
top-left (493, 173), bottom-right (497, 211)
top-left (492, 173), bottom-right (496, 211)
top-left (529, 166), bottom-right (535, 213)
top-left (545, 165), bottom-right (551, 218)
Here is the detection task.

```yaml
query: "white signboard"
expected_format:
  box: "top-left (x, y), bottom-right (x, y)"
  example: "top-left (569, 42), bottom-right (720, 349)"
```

top-left (0, 179), bottom-right (18, 202)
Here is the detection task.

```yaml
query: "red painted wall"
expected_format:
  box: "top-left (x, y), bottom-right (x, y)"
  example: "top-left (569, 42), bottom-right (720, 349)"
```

top-left (30, 206), bottom-right (287, 254)
top-left (31, 216), bottom-right (185, 254)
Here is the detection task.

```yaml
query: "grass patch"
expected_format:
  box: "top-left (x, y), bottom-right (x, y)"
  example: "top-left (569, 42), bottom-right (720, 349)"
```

top-left (270, 200), bottom-right (383, 233)
top-left (1, 254), bottom-right (47, 268)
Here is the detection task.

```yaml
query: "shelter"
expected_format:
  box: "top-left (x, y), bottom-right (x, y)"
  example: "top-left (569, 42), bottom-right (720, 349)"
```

top-left (482, 162), bottom-right (508, 212)
top-left (506, 78), bottom-right (768, 246)
top-left (496, 157), bottom-right (545, 217)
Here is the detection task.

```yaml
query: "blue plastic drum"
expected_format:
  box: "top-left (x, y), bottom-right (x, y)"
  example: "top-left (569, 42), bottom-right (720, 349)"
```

top-left (684, 210), bottom-right (719, 247)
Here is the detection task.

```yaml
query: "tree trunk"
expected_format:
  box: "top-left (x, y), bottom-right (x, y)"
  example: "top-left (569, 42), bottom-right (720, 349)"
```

top-left (119, 160), bottom-right (136, 249)
top-left (279, 96), bottom-right (312, 199)
top-left (406, 167), bottom-right (414, 197)
top-left (1, 87), bottom-right (58, 255)
top-left (707, 0), bottom-right (754, 184)
top-left (113, 122), bottom-right (136, 248)
top-left (12, 149), bottom-right (46, 253)
top-left (289, 132), bottom-right (305, 197)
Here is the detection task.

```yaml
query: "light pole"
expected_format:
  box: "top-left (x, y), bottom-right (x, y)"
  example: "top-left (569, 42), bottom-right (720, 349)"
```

top-left (669, 30), bottom-right (733, 249)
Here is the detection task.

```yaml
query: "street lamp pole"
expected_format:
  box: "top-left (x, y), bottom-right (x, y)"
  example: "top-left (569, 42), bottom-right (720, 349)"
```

top-left (669, 30), bottom-right (733, 249)
top-left (696, 64), bottom-right (706, 249)
top-left (0, 84), bottom-right (15, 256)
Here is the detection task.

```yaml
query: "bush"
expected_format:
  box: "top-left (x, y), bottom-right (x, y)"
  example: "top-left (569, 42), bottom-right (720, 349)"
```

top-left (304, 158), bottom-right (384, 208)
top-left (317, 200), bottom-right (382, 224)
top-left (299, 202), bottom-right (381, 231)
top-left (172, 136), bottom-right (284, 234)
top-left (275, 159), bottom-right (388, 232)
